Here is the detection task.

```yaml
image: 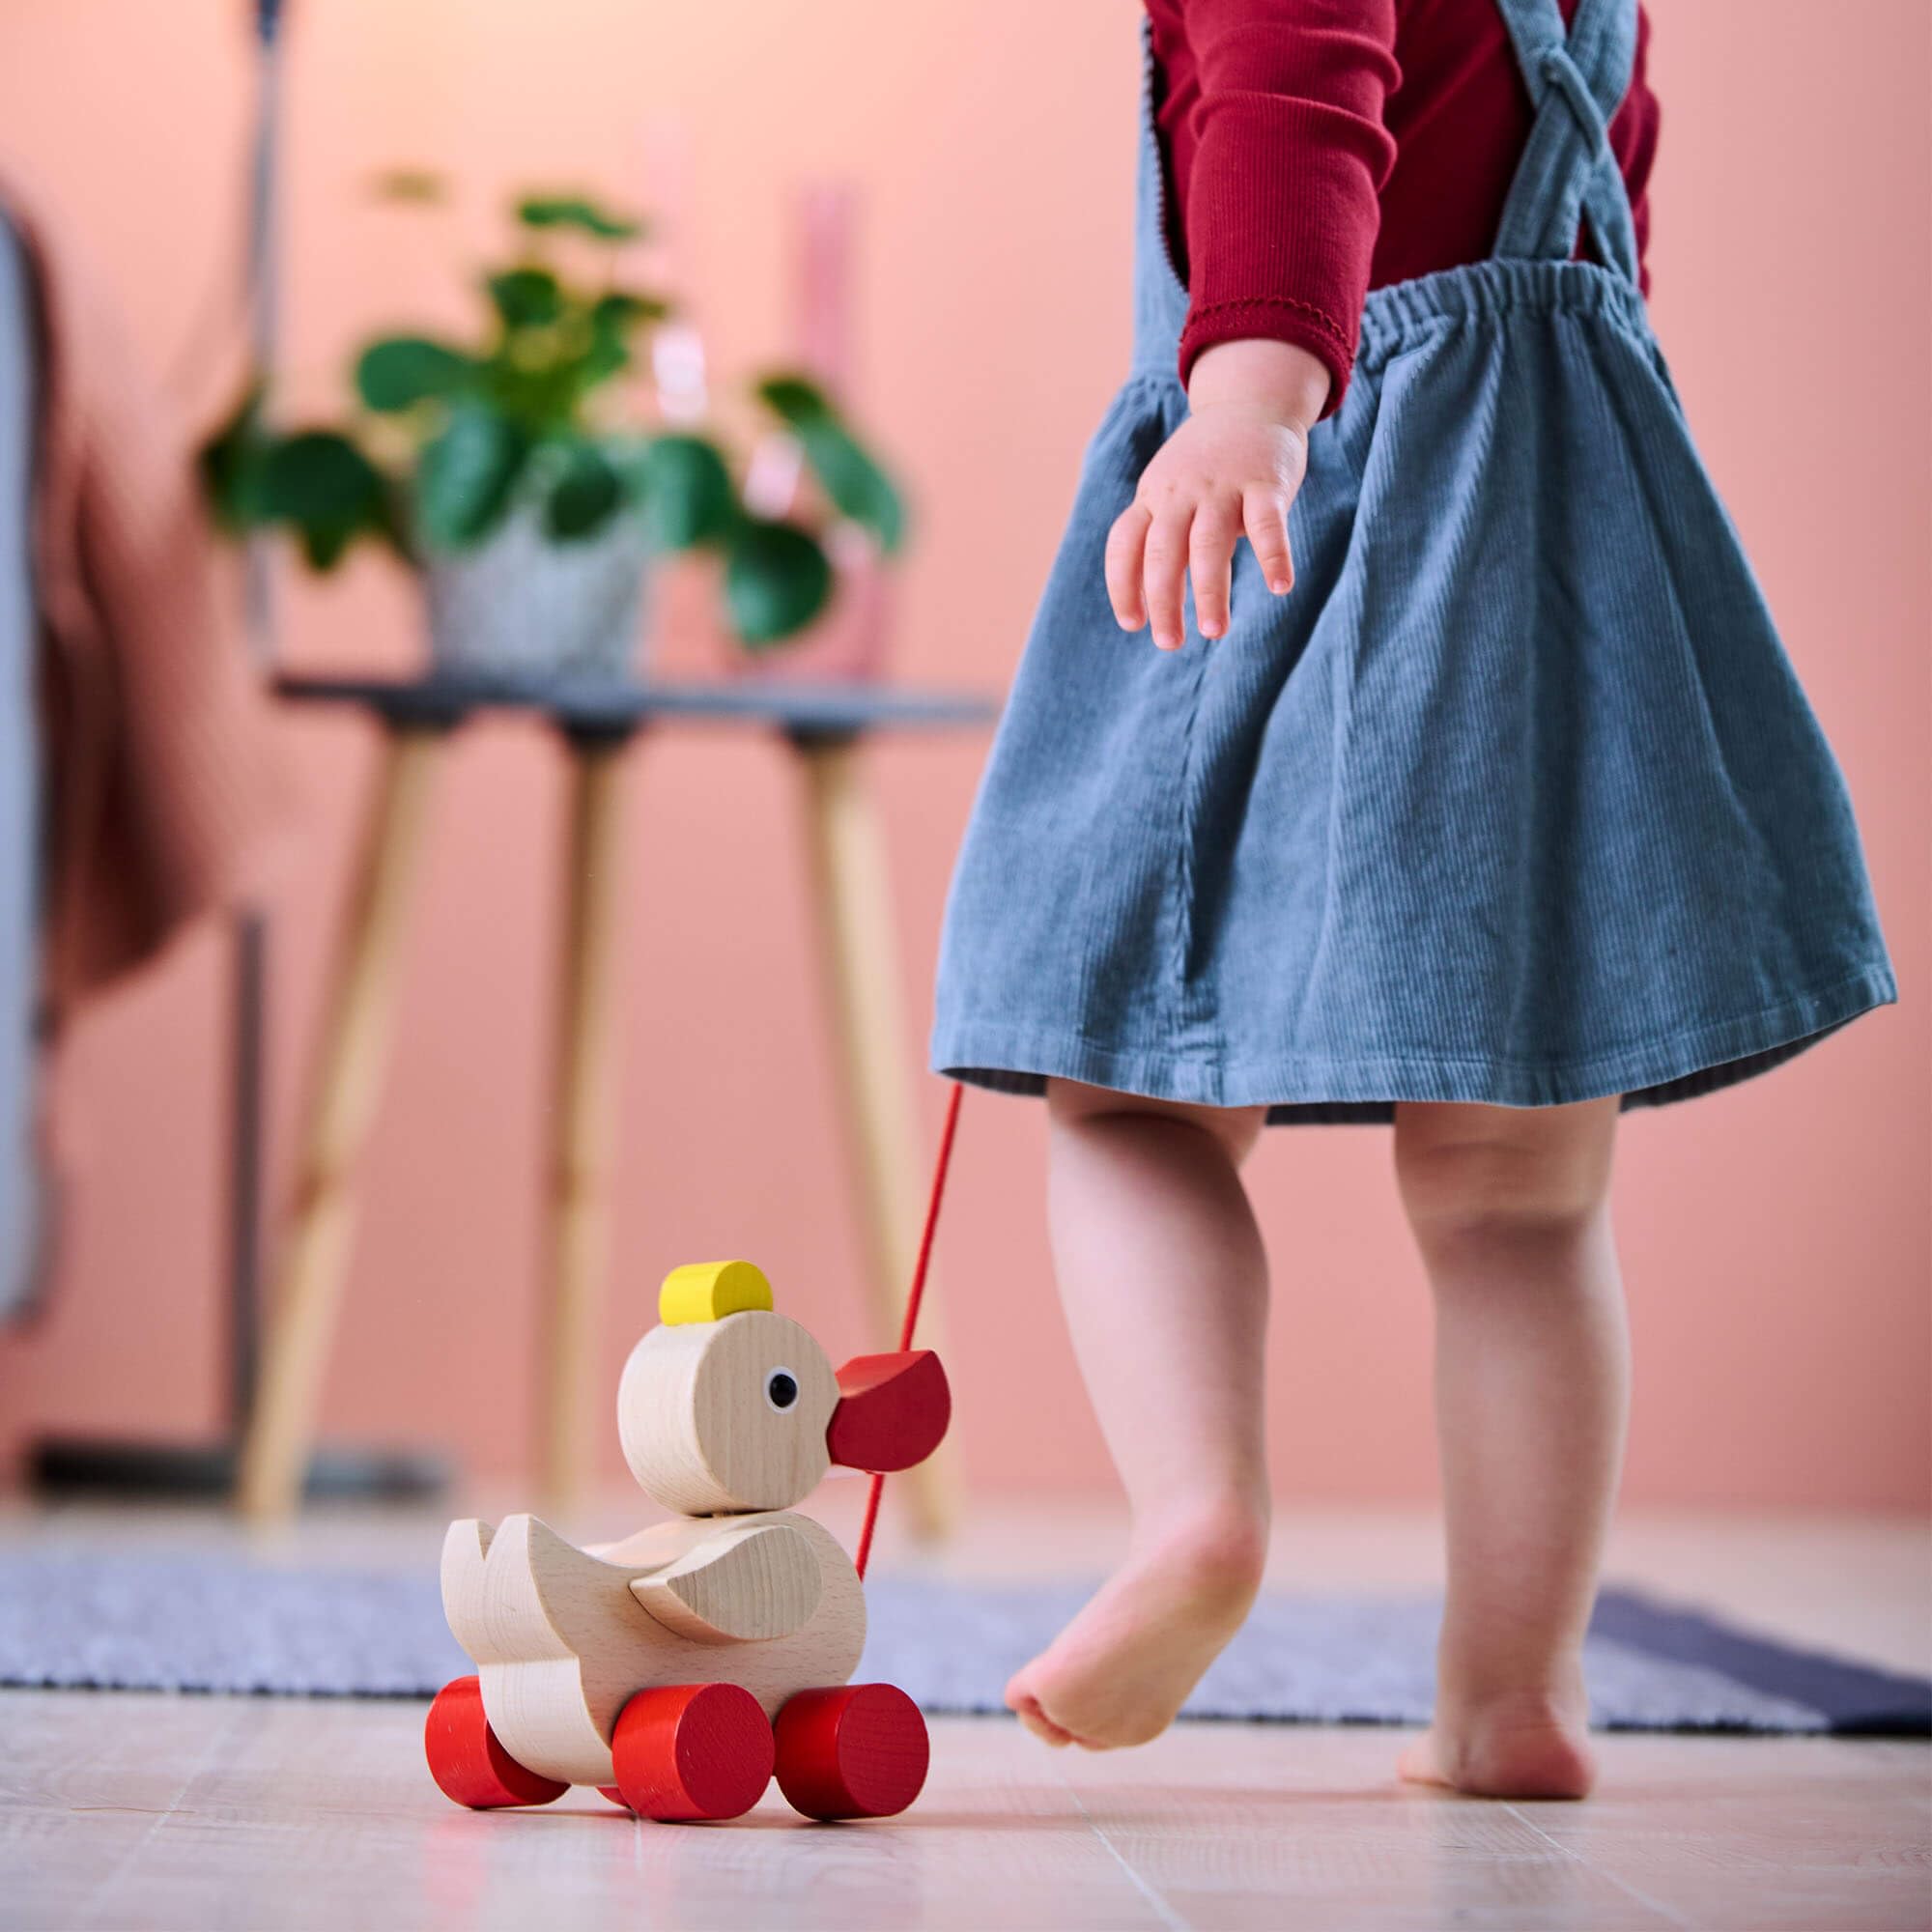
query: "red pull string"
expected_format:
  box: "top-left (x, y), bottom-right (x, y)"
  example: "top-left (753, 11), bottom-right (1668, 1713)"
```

top-left (854, 1081), bottom-right (964, 1580)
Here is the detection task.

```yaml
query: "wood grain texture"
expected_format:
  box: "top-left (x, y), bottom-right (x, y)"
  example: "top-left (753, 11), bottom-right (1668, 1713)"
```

top-left (236, 728), bottom-right (445, 1522)
top-left (7, 1690), bottom-right (1926, 1932)
top-left (440, 1508), bottom-right (865, 1787)
top-left (629, 1520), bottom-right (823, 1642)
top-left (540, 737), bottom-right (630, 1516)
top-left (617, 1311), bottom-right (840, 1515)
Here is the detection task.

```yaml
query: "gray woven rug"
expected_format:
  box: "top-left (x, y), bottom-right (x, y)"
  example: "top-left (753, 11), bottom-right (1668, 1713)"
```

top-left (2, 1551), bottom-right (1924, 1735)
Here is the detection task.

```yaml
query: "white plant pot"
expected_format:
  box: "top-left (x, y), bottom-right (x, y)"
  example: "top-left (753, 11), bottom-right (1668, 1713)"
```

top-left (422, 506), bottom-right (651, 681)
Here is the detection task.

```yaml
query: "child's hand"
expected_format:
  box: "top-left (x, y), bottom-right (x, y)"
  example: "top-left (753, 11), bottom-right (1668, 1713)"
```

top-left (1105, 339), bottom-right (1330, 650)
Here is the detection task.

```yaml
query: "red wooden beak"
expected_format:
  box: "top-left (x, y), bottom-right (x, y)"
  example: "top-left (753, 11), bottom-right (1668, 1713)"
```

top-left (825, 1350), bottom-right (951, 1473)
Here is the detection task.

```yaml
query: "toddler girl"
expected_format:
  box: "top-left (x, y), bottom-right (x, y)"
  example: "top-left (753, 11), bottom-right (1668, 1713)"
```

top-left (931, 0), bottom-right (1894, 1797)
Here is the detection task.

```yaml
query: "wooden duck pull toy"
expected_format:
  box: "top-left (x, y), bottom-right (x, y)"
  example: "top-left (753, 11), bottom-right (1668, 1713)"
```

top-left (426, 1259), bottom-right (952, 1823)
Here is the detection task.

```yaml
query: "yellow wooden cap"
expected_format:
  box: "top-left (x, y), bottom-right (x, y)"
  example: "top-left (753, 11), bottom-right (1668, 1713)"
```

top-left (658, 1260), bottom-right (774, 1325)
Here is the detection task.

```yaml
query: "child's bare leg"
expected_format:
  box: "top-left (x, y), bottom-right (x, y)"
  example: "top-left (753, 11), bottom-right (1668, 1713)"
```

top-left (1005, 1078), bottom-right (1271, 1748)
top-left (1393, 1097), bottom-right (1627, 1799)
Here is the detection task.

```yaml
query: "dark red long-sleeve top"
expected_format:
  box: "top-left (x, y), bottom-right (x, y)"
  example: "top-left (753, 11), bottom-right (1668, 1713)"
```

top-left (1149, 0), bottom-right (1659, 409)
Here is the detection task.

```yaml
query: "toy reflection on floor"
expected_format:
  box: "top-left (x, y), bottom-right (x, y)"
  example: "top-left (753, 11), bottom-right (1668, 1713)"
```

top-left (425, 1260), bottom-right (951, 1822)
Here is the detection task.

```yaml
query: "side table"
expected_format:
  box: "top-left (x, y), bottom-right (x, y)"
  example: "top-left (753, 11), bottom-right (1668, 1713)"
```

top-left (235, 672), bottom-right (997, 1531)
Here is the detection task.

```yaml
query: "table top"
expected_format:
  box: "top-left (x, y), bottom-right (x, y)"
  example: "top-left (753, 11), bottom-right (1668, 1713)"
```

top-left (274, 671), bottom-right (1000, 743)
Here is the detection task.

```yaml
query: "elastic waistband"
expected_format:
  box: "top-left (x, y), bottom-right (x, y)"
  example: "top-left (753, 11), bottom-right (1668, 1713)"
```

top-left (1127, 255), bottom-right (1653, 387)
top-left (1356, 257), bottom-right (1651, 367)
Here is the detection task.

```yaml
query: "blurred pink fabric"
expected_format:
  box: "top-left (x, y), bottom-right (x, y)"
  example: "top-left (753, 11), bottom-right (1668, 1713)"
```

top-left (3, 166), bottom-right (280, 1029)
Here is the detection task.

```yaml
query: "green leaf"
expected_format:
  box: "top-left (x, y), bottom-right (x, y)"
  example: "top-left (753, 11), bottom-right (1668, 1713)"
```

top-left (487, 266), bottom-right (563, 330)
top-left (582, 208), bottom-right (643, 241)
top-left (632, 434), bottom-right (737, 550)
top-left (299, 519), bottom-right (358, 570)
top-left (355, 335), bottom-right (474, 412)
top-left (542, 440), bottom-right (624, 541)
top-left (754, 372), bottom-right (835, 425)
top-left (370, 475), bottom-right (416, 564)
top-left (754, 373), bottom-right (905, 553)
top-left (724, 519), bottom-right (833, 646)
top-left (580, 316), bottom-right (632, 390)
top-left (569, 291), bottom-right (664, 394)
top-left (415, 403), bottom-right (528, 549)
top-left (798, 416), bottom-right (906, 553)
top-left (198, 382), bottom-right (271, 532)
top-left (254, 430), bottom-right (389, 573)
top-left (480, 352), bottom-right (580, 435)
top-left (515, 194), bottom-right (644, 242)
top-left (255, 430), bottom-right (384, 522)
top-left (198, 395), bottom-right (390, 571)
top-left (592, 289), bottom-right (669, 330)
top-left (515, 194), bottom-right (577, 229)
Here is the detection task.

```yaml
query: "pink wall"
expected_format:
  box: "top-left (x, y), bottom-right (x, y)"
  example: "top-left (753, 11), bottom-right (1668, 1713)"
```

top-left (1, 2), bottom-right (1924, 1509)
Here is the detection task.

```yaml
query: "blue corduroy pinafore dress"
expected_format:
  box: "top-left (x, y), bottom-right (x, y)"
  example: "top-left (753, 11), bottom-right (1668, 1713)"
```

top-left (931, 0), bottom-right (1895, 1122)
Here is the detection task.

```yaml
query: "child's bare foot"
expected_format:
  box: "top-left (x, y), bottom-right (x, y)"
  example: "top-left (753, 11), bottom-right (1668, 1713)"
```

top-left (1398, 1678), bottom-right (1597, 1799)
top-left (1005, 1506), bottom-right (1265, 1749)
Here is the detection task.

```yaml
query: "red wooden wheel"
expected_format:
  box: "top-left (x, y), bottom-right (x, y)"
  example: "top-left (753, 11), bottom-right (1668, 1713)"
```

top-left (425, 1675), bottom-right (569, 1809)
top-left (597, 1786), bottom-right (634, 1811)
top-left (611, 1683), bottom-right (775, 1823)
top-left (774, 1684), bottom-right (928, 1820)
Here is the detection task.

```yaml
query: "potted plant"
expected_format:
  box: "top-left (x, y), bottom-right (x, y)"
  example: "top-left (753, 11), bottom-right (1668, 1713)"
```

top-left (202, 185), bottom-right (905, 676)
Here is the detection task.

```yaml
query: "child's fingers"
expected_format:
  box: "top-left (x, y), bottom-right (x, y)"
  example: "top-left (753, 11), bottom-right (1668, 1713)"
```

top-left (1142, 504), bottom-right (1193, 651)
top-left (1104, 503), bottom-right (1151, 630)
top-left (1189, 495), bottom-right (1241, 639)
top-left (1241, 487), bottom-right (1295, 595)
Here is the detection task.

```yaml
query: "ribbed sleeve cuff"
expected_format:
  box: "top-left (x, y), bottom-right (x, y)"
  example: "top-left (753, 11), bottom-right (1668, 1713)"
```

top-left (1178, 296), bottom-right (1356, 414)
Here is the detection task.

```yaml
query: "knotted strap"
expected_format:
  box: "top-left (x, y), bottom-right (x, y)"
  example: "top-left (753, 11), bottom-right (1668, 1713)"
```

top-left (1491, 0), bottom-right (1641, 285)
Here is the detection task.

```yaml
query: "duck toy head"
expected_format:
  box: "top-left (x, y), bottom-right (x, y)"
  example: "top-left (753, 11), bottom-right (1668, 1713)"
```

top-left (619, 1258), bottom-right (950, 1517)
top-left (428, 1261), bottom-right (950, 1824)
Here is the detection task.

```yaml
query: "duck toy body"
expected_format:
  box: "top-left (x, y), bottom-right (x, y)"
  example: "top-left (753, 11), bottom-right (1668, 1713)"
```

top-left (425, 1260), bottom-right (950, 1822)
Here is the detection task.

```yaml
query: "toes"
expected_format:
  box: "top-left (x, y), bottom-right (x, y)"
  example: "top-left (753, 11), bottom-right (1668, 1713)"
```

top-left (1004, 1670), bottom-right (1059, 1731)
top-left (1009, 1688), bottom-right (1078, 1747)
top-left (1024, 1690), bottom-right (1138, 1752)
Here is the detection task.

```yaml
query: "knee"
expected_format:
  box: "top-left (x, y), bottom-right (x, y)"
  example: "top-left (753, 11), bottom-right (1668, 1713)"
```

top-left (1046, 1078), bottom-right (1266, 1166)
top-left (1394, 1101), bottom-right (1616, 1249)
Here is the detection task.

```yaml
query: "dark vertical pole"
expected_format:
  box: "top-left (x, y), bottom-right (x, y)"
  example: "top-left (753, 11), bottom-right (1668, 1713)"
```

top-left (243, 0), bottom-right (284, 657)
top-left (227, 942), bottom-right (269, 1430)
top-left (227, 0), bottom-right (287, 1436)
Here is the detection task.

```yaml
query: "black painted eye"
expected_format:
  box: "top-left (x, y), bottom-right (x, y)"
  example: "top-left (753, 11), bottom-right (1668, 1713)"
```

top-left (764, 1369), bottom-right (799, 1413)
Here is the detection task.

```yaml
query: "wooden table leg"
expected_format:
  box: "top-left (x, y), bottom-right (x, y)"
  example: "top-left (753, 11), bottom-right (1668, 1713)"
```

top-left (237, 727), bottom-right (444, 1520)
top-left (795, 734), bottom-right (956, 1543)
top-left (541, 734), bottom-right (631, 1516)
